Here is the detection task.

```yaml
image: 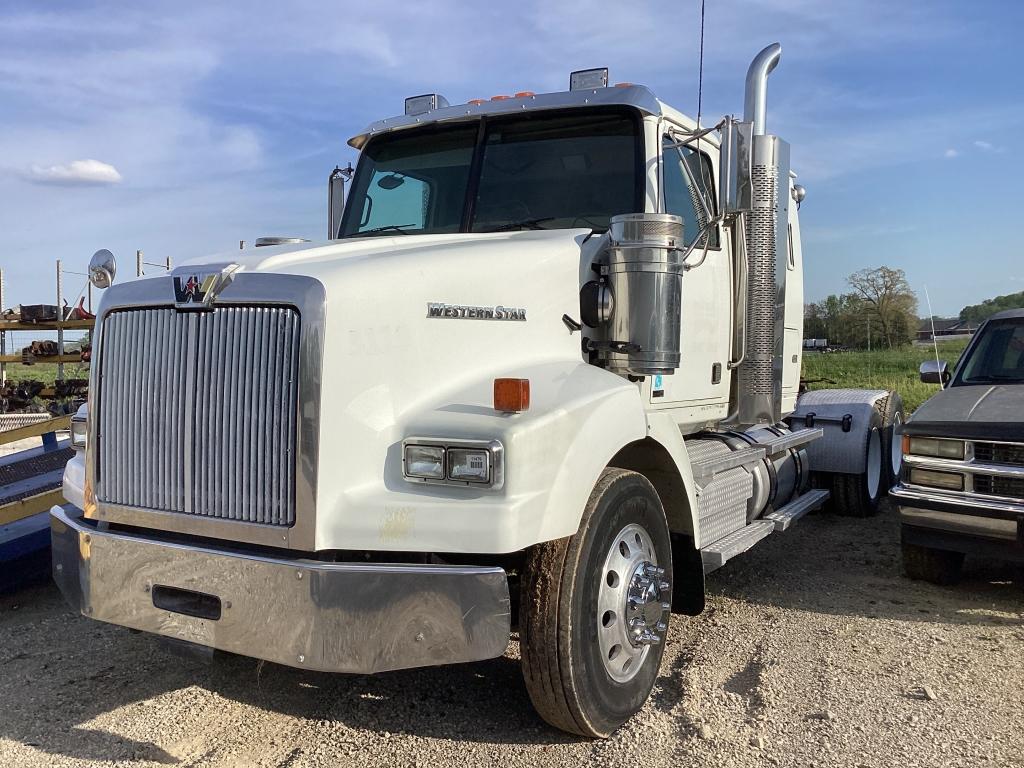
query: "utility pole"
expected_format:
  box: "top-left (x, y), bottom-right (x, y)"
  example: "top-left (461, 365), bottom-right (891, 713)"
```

top-left (56, 260), bottom-right (64, 382)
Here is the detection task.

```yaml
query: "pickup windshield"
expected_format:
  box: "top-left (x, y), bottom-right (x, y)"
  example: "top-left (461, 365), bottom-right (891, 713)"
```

top-left (955, 317), bottom-right (1024, 385)
top-left (339, 110), bottom-right (641, 238)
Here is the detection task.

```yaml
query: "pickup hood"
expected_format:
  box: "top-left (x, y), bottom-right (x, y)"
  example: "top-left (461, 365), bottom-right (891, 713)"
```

top-left (906, 383), bottom-right (1024, 442)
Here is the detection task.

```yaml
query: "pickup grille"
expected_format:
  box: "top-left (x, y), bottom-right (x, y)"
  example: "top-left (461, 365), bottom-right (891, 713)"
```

top-left (96, 306), bottom-right (300, 526)
top-left (973, 474), bottom-right (1024, 501)
top-left (972, 441), bottom-right (1024, 467)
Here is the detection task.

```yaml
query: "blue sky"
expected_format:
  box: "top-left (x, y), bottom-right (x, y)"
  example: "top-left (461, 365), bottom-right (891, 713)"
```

top-left (1, 0), bottom-right (1022, 317)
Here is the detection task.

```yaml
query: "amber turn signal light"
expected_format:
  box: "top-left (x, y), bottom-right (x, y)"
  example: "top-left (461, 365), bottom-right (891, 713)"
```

top-left (494, 378), bottom-right (530, 413)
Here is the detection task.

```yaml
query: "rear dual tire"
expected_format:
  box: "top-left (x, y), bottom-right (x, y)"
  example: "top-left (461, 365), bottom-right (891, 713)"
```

top-left (520, 469), bottom-right (672, 738)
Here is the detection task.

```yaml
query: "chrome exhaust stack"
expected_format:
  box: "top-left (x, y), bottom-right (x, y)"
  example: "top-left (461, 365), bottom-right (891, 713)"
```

top-left (743, 43), bottom-right (781, 137)
top-left (732, 43), bottom-right (791, 426)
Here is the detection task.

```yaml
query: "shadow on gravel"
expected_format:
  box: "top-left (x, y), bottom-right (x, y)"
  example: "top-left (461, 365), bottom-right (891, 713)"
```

top-left (0, 584), bottom-right (581, 764)
top-left (704, 503), bottom-right (1023, 628)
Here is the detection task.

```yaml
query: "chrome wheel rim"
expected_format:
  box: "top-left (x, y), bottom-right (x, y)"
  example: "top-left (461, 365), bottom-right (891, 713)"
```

top-left (596, 523), bottom-right (669, 683)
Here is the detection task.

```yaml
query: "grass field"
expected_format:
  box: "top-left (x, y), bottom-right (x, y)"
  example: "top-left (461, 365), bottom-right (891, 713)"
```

top-left (802, 340), bottom-right (970, 413)
top-left (3, 362), bottom-right (89, 387)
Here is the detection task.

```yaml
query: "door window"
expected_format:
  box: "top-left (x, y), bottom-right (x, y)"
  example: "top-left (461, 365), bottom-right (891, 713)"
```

top-left (662, 137), bottom-right (719, 247)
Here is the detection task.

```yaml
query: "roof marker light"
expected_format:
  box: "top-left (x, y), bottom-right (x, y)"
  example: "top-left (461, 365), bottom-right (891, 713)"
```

top-left (514, 91), bottom-right (535, 98)
top-left (468, 98), bottom-right (486, 105)
top-left (491, 94), bottom-right (511, 101)
top-left (569, 68), bottom-right (609, 91)
top-left (405, 93), bottom-right (449, 116)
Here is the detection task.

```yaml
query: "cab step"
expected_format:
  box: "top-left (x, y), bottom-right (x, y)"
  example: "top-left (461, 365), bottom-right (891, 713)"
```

top-left (751, 427), bottom-right (824, 456)
top-left (763, 488), bottom-right (830, 531)
top-left (701, 519), bottom-right (774, 573)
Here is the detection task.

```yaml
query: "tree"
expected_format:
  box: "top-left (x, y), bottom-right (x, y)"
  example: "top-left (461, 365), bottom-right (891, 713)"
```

top-left (846, 266), bottom-right (918, 348)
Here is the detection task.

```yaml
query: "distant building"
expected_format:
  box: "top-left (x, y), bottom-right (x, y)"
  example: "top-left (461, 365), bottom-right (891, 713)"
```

top-left (917, 318), bottom-right (976, 342)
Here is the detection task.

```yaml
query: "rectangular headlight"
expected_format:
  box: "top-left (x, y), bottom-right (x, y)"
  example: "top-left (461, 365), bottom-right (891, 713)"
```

top-left (447, 448), bottom-right (490, 484)
top-left (70, 417), bottom-right (87, 449)
top-left (908, 437), bottom-right (965, 460)
top-left (404, 445), bottom-right (445, 479)
top-left (909, 468), bottom-right (964, 491)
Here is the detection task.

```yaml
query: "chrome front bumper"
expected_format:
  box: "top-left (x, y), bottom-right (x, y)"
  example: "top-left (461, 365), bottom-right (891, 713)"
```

top-left (50, 505), bottom-right (511, 674)
top-left (890, 484), bottom-right (1024, 559)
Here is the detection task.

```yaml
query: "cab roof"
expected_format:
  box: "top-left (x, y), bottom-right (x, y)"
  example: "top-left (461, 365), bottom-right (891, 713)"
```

top-left (347, 85), bottom-right (711, 150)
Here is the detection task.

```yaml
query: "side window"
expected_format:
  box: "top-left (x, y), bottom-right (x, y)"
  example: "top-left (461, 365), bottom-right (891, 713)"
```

top-left (661, 136), bottom-right (719, 247)
top-left (358, 172), bottom-right (430, 232)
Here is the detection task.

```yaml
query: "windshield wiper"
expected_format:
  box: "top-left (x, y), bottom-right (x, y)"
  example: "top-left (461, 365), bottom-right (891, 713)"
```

top-left (352, 224), bottom-right (416, 237)
top-left (478, 217), bottom-right (557, 232)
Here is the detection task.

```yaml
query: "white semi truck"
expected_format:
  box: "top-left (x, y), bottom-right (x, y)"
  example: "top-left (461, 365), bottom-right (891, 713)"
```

top-left (52, 44), bottom-right (902, 737)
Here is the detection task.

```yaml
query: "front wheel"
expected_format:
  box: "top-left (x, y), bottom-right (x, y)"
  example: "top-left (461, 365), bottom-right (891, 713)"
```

top-left (902, 540), bottom-right (964, 585)
top-left (520, 468), bottom-right (672, 738)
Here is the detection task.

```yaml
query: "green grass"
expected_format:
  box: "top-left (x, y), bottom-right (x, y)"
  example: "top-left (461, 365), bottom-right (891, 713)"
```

top-left (802, 340), bottom-right (970, 413)
top-left (3, 362), bottom-right (90, 387)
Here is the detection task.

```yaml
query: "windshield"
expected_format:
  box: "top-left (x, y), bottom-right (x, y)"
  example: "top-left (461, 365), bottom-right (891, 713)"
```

top-left (339, 110), bottom-right (641, 237)
top-left (954, 318), bottom-right (1024, 385)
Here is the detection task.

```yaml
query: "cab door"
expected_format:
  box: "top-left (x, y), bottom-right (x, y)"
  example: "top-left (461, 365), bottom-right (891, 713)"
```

top-left (652, 131), bottom-right (732, 411)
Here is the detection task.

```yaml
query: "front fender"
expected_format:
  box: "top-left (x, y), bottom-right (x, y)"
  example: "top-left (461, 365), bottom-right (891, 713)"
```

top-left (318, 361), bottom-right (649, 553)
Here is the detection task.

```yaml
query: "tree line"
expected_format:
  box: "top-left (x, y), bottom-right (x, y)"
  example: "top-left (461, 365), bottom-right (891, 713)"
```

top-left (959, 290), bottom-right (1024, 324)
top-left (804, 266), bottom-right (919, 349)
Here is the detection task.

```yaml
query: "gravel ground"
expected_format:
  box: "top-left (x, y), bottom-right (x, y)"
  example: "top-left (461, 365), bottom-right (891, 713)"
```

top-left (1, 504), bottom-right (1021, 768)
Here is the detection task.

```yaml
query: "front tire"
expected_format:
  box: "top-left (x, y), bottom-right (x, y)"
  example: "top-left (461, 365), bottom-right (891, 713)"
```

top-left (902, 540), bottom-right (964, 585)
top-left (520, 468), bottom-right (672, 738)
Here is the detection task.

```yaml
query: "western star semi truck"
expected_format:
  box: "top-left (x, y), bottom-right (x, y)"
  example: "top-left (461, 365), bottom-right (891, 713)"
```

top-left (52, 44), bottom-right (903, 737)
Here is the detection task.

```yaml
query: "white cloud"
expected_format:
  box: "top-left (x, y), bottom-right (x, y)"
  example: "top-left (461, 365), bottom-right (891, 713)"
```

top-left (973, 139), bottom-right (1005, 153)
top-left (944, 148), bottom-right (959, 158)
top-left (25, 158), bottom-right (122, 185)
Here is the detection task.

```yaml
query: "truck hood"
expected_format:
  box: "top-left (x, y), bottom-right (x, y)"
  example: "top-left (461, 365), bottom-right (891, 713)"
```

top-left (906, 383), bottom-right (1024, 441)
top-left (178, 230), bottom-right (592, 277)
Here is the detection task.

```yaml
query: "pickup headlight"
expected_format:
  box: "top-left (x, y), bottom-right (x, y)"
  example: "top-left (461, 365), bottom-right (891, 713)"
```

top-left (402, 438), bottom-right (503, 489)
top-left (906, 437), bottom-right (965, 460)
top-left (70, 407), bottom-right (88, 450)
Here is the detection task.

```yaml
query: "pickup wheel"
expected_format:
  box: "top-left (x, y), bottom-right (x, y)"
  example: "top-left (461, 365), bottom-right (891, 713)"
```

top-left (520, 468), bottom-right (672, 738)
top-left (902, 541), bottom-right (964, 585)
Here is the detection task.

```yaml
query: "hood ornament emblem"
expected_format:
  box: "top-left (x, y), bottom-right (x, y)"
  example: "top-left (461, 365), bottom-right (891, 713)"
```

top-left (172, 264), bottom-right (240, 309)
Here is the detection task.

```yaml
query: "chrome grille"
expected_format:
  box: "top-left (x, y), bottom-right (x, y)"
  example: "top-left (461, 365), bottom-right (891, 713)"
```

top-left (97, 306), bottom-right (300, 526)
top-left (972, 442), bottom-right (1024, 467)
top-left (973, 474), bottom-right (1024, 500)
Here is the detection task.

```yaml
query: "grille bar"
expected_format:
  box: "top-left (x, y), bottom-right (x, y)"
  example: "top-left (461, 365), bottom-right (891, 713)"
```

top-left (97, 306), bottom-right (300, 526)
top-left (972, 441), bottom-right (1024, 467)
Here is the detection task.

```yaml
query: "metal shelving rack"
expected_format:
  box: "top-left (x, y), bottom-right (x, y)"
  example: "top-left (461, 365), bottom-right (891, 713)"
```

top-left (0, 264), bottom-right (95, 389)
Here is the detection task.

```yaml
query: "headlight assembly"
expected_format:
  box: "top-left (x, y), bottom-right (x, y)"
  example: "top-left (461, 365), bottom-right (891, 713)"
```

top-left (402, 438), bottom-right (503, 489)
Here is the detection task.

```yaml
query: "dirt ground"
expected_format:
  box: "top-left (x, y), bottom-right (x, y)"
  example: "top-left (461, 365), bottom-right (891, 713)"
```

top-left (1, 503), bottom-right (1021, 768)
